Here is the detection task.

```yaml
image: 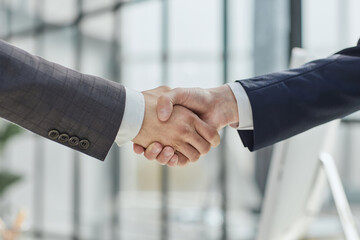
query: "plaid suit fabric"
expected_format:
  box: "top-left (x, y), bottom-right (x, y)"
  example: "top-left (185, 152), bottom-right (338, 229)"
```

top-left (0, 40), bottom-right (126, 161)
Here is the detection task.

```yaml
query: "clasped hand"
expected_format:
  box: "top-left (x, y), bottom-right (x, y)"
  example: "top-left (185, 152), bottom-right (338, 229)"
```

top-left (131, 85), bottom-right (239, 167)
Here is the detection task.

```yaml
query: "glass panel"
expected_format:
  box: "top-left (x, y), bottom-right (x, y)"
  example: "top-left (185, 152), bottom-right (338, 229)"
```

top-left (347, 0), bottom-right (360, 46)
top-left (43, 142), bottom-right (73, 236)
top-left (229, 0), bottom-right (254, 54)
top-left (0, 0), bottom-right (8, 37)
top-left (122, 62), bottom-right (161, 91)
top-left (79, 154), bottom-right (113, 239)
top-left (303, 0), bottom-right (360, 55)
top-left (169, 0), bottom-right (221, 55)
top-left (38, 27), bottom-right (76, 68)
top-left (1, 133), bottom-right (36, 232)
top-left (228, 0), bottom-right (254, 81)
top-left (168, 61), bottom-right (220, 88)
top-left (42, 0), bottom-right (77, 25)
top-left (80, 13), bottom-right (114, 45)
top-left (120, 0), bottom-right (161, 57)
top-left (4, 0), bottom-right (37, 34)
top-left (80, 14), bottom-right (115, 79)
top-left (303, 0), bottom-right (341, 56)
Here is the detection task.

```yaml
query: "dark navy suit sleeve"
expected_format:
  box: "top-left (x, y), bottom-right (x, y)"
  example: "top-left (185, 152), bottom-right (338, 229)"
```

top-left (237, 40), bottom-right (360, 151)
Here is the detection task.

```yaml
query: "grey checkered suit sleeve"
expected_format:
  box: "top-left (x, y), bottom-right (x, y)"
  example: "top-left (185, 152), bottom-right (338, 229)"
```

top-left (0, 40), bottom-right (126, 161)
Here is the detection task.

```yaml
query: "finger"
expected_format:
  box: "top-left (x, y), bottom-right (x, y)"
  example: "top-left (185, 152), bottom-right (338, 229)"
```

top-left (157, 95), bottom-right (174, 122)
top-left (193, 118), bottom-right (221, 147)
top-left (176, 152), bottom-right (190, 167)
top-left (166, 154), bottom-right (179, 167)
top-left (157, 88), bottom-right (192, 122)
top-left (177, 143), bottom-right (201, 163)
top-left (133, 144), bottom-right (145, 154)
top-left (156, 146), bottom-right (175, 165)
top-left (185, 128), bottom-right (211, 156)
top-left (143, 142), bottom-right (163, 160)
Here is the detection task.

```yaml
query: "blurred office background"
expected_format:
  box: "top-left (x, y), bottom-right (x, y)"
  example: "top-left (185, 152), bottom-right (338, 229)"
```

top-left (0, 0), bottom-right (360, 239)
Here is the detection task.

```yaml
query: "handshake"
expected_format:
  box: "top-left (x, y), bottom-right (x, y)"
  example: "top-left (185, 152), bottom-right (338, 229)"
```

top-left (1, 39), bottom-right (356, 164)
top-left (131, 84), bottom-right (239, 167)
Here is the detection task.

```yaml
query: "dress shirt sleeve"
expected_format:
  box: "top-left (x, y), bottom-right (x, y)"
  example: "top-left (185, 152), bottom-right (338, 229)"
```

top-left (115, 87), bottom-right (145, 146)
top-left (227, 82), bottom-right (254, 130)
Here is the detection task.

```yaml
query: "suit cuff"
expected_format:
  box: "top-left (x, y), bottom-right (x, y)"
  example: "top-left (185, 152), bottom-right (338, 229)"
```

top-left (115, 87), bottom-right (145, 146)
top-left (227, 82), bottom-right (254, 130)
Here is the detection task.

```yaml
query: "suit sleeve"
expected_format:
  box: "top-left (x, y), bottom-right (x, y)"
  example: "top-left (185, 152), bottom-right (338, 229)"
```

top-left (0, 40), bottom-right (126, 161)
top-left (237, 42), bottom-right (360, 151)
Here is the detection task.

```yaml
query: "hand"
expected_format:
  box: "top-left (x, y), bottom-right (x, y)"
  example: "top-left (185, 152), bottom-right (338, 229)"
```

top-left (134, 85), bottom-right (238, 165)
top-left (132, 86), bottom-right (220, 166)
top-left (157, 85), bottom-right (239, 128)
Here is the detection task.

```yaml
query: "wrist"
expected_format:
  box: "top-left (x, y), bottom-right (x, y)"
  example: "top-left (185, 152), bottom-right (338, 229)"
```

top-left (132, 91), bottom-right (154, 145)
top-left (132, 86), bottom-right (171, 145)
top-left (208, 84), bottom-right (239, 128)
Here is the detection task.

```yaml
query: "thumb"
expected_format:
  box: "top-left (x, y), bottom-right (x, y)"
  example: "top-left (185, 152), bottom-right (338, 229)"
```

top-left (157, 88), bottom-right (190, 121)
top-left (157, 94), bottom-right (174, 121)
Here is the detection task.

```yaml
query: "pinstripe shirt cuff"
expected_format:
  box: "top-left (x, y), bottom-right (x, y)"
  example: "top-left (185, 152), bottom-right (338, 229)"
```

top-left (227, 82), bottom-right (254, 130)
top-left (115, 87), bottom-right (145, 146)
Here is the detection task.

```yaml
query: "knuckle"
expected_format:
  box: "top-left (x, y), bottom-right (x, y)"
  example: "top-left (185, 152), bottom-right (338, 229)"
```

top-left (144, 151), bottom-right (155, 160)
top-left (158, 85), bottom-right (171, 91)
top-left (173, 143), bottom-right (181, 151)
top-left (157, 157), bottom-right (168, 165)
top-left (183, 113), bottom-right (195, 124)
top-left (209, 129), bottom-right (220, 145)
top-left (179, 125), bottom-right (192, 136)
top-left (190, 151), bottom-right (201, 162)
top-left (203, 143), bottom-right (211, 154)
top-left (178, 159), bottom-right (189, 167)
top-left (188, 113), bottom-right (196, 121)
top-left (158, 95), bottom-right (167, 102)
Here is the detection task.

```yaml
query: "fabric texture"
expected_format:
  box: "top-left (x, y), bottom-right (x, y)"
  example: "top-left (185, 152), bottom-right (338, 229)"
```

top-left (0, 40), bottom-right (126, 160)
top-left (237, 39), bottom-right (360, 151)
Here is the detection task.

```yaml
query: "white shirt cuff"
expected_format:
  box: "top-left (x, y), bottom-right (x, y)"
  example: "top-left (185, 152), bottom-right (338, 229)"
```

top-left (115, 87), bottom-right (145, 146)
top-left (227, 82), bottom-right (254, 130)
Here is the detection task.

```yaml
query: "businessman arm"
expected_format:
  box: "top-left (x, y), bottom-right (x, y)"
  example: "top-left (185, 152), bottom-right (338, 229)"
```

top-left (0, 40), bottom-right (219, 161)
top-left (137, 40), bottom-right (360, 164)
top-left (235, 42), bottom-right (360, 151)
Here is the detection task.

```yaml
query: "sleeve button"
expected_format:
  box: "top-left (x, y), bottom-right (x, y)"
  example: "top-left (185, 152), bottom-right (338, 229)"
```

top-left (69, 136), bottom-right (80, 146)
top-left (48, 130), bottom-right (60, 140)
top-left (79, 139), bottom-right (90, 150)
top-left (58, 133), bottom-right (70, 143)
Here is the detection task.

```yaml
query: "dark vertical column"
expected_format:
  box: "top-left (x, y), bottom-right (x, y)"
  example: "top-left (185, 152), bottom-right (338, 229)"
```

top-left (253, 0), bottom-right (289, 199)
top-left (109, 2), bottom-right (122, 240)
top-left (220, 0), bottom-right (229, 239)
top-left (254, 0), bottom-right (289, 75)
top-left (33, 0), bottom-right (45, 238)
top-left (160, 0), bottom-right (169, 240)
top-left (289, 0), bottom-right (302, 57)
top-left (72, 1), bottom-right (84, 239)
